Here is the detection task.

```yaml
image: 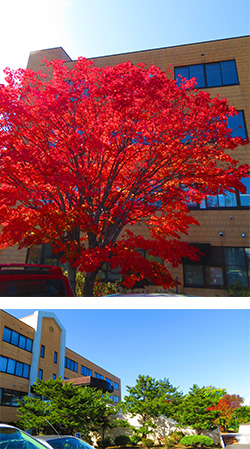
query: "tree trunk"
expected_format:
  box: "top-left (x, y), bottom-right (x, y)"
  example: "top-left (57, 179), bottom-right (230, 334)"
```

top-left (67, 262), bottom-right (77, 296)
top-left (83, 270), bottom-right (99, 297)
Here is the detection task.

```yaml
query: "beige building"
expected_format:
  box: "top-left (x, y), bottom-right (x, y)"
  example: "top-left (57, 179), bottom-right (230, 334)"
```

top-left (0, 310), bottom-right (121, 423)
top-left (0, 36), bottom-right (249, 296)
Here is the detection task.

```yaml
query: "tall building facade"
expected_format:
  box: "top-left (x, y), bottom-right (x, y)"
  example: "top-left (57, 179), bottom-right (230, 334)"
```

top-left (0, 36), bottom-right (249, 296)
top-left (0, 310), bottom-right (121, 423)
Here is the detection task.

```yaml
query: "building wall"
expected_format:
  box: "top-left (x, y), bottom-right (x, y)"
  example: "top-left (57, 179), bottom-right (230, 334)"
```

top-left (1, 36), bottom-right (249, 296)
top-left (0, 310), bottom-right (121, 423)
top-left (64, 347), bottom-right (121, 402)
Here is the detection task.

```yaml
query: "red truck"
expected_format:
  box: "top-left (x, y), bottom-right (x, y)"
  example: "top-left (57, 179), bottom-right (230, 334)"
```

top-left (0, 264), bottom-right (74, 297)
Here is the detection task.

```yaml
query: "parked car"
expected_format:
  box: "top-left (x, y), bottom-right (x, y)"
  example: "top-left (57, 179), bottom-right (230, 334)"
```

top-left (35, 435), bottom-right (94, 449)
top-left (0, 264), bottom-right (74, 297)
top-left (0, 423), bottom-right (53, 448)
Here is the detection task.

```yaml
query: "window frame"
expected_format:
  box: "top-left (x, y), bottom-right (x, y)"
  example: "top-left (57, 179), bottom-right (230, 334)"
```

top-left (183, 246), bottom-right (250, 289)
top-left (174, 59), bottom-right (239, 88)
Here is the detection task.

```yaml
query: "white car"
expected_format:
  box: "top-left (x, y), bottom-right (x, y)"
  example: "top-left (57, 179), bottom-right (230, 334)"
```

top-left (0, 424), bottom-right (53, 449)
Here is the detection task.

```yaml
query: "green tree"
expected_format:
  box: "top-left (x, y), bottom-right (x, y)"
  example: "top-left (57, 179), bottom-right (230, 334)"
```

top-left (122, 375), bottom-right (182, 439)
top-left (16, 378), bottom-right (119, 438)
top-left (174, 385), bottom-right (226, 434)
top-left (234, 406), bottom-right (250, 425)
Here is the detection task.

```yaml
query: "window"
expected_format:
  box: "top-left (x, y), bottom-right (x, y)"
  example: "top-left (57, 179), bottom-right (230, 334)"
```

top-left (52, 374), bottom-right (56, 380)
top-left (228, 111), bottom-right (248, 140)
top-left (105, 378), bottom-right (113, 388)
top-left (0, 356), bottom-right (30, 378)
top-left (175, 60), bottom-right (239, 88)
top-left (65, 357), bottom-right (78, 372)
top-left (114, 382), bottom-right (119, 390)
top-left (54, 351), bottom-right (58, 364)
top-left (2, 327), bottom-right (33, 352)
top-left (38, 369), bottom-right (43, 380)
top-left (240, 177), bottom-right (250, 206)
top-left (40, 345), bottom-right (45, 358)
top-left (95, 372), bottom-right (104, 380)
top-left (186, 176), bottom-right (249, 210)
top-left (100, 250), bottom-right (164, 284)
top-left (183, 246), bottom-right (250, 289)
top-left (0, 388), bottom-right (26, 407)
top-left (81, 366), bottom-right (92, 376)
top-left (114, 395), bottom-right (119, 403)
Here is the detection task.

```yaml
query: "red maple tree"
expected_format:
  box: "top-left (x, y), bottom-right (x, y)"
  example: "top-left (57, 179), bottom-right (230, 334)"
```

top-left (0, 58), bottom-right (248, 295)
top-left (207, 394), bottom-right (244, 431)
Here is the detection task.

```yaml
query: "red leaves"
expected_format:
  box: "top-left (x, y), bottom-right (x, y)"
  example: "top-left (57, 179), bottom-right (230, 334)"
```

top-left (0, 58), bottom-right (249, 291)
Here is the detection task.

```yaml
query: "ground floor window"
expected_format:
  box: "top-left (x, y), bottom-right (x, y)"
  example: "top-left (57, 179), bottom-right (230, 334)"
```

top-left (0, 388), bottom-right (27, 406)
top-left (183, 245), bottom-right (250, 289)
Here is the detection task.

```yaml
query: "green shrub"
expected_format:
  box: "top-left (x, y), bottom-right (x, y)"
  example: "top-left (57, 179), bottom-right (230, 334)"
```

top-left (114, 435), bottom-right (131, 447)
top-left (65, 270), bottom-right (122, 296)
top-left (97, 437), bottom-right (113, 448)
top-left (180, 435), bottom-right (214, 448)
top-left (163, 431), bottom-right (185, 448)
top-left (142, 438), bottom-right (154, 448)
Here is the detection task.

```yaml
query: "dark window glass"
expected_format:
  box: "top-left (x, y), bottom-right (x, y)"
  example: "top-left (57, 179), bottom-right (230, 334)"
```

top-left (54, 351), bottom-right (58, 364)
top-left (184, 264), bottom-right (204, 286)
top-left (38, 369), bottom-right (43, 380)
top-left (53, 374), bottom-right (56, 380)
top-left (2, 327), bottom-right (11, 343)
top-left (189, 64), bottom-right (205, 88)
top-left (205, 63), bottom-right (222, 87)
top-left (40, 345), bottom-right (45, 358)
top-left (1, 389), bottom-right (21, 406)
top-left (0, 356), bottom-right (8, 372)
top-left (10, 331), bottom-right (19, 346)
top-left (224, 248), bottom-right (248, 287)
top-left (6, 358), bottom-right (16, 374)
top-left (95, 372), bottom-right (104, 380)
top-left (228, 111), bottom-right (247, 139)
top-left (114, 382), bottom-right (119, 390)
top-left (221, 60), bottom-right (238, 85)
top-left (114, 396), bottom-right (119, 403)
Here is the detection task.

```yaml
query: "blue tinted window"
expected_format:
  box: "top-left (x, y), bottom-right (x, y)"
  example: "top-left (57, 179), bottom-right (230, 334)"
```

top-left (228, 111), bottom-right (247, 139)
top-left (19, 335), bottom-right (26, 350)
top-left (221, 60), bottom-right (238, 85)
top-left (54, 351), bottom-right (58, 364)
top-left (205, 63), bottom-right (222, 87)
top-left (10, 331), bottom-right (19, 346)
top-left (189, 64), bottom-right (205, 88)
top-left (6, 359), bottom-right (16, 374)
top-left (95, 372), bottom-right (104, 379)
top-left (26, 338), bottom-right (33, 352)
top-left (15, 361), bottom-right (23, 377)
top-left (0, 356), bottom-right (8, 372)
top-left (40, 345), bottom-right (45, 358)
top-left (114, 382), bottom-right (119, 390)
top-left (2, 327), bottom-right (11, 343)
top-left (240, 177), bottom-right (250, 206)
top-left (23, 364), bottom-right (30, 378)
top-left (38, 369), bottom-right (43, 380)
top-left (175, 67), bottom-right (189, 86)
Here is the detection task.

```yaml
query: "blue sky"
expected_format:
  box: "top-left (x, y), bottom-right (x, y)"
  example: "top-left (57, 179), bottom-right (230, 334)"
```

top-left (4, 309), bottom-right (250, 405)
top-left (0, 0), bottom-right (249, 84)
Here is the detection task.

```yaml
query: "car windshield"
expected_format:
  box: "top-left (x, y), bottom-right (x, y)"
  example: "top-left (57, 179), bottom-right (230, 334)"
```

top-left (0, 427), bottom-right (48, 449)
top-left (46, 437), bottom-right (93, 449)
